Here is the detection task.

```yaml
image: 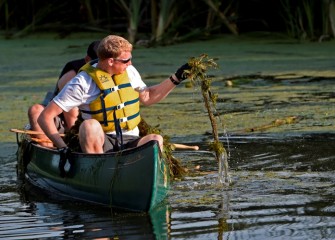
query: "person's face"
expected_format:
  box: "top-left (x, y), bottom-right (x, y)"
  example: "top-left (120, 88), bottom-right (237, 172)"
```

top-left (110, 51), bottom-right (132, 74)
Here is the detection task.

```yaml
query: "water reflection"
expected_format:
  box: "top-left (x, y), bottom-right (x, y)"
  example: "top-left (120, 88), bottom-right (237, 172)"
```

top-left (170, 133), bottom-right (335, 239)
top-left (224, 133), bottom-right (335, 171)
top-left (2, 189), bottom-right (170, 239)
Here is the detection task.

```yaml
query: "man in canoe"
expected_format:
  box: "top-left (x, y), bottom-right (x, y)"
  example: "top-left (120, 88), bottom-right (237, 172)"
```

top-left (38, 35), bottom-right (191, 155)
top-left (28, 40), bottom-right (100, 147)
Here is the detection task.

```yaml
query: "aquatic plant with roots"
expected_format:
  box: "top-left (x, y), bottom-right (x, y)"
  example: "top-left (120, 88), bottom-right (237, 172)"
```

top-left (186, 54), bottom-right (231, 185)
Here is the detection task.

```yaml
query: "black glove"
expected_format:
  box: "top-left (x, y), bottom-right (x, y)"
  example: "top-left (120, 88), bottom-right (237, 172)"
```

top-left (58, 147), bottom-right (71, 177)
top-left (175, 63), bottom-right (192, 81)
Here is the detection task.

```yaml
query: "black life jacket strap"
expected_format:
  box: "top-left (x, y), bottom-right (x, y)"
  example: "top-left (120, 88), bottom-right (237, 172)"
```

top-left (113, 110), bottom-right (124, 150)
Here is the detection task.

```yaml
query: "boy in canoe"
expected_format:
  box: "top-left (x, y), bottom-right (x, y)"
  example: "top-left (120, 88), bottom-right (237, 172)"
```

top-left (38, 35), bottom-right (191, 155)
top-left (28, 40), bottom-right (100, 147)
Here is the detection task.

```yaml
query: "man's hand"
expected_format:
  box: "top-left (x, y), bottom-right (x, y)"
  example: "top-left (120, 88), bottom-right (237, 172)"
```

top-left (175, 63), bottom-right (192, 82)
top-left (58, 147), bottom-right (71, 177)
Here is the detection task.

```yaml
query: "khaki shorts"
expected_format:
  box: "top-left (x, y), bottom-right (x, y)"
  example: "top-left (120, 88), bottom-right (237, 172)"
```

top-left (104, 134), bottom-right (140, 152)
top-left (54, 115), bottom-right (65, 133)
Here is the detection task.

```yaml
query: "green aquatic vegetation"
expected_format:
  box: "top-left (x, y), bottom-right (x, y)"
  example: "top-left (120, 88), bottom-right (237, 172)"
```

top-left (138, 118), bottom-right (187, 179)
top-left (187, 54), bottom-right (231, 185)
top-left (242, 116), bottom-right (300, 133)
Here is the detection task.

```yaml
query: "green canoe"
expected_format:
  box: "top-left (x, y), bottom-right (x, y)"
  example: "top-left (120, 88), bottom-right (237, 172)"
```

top-left (16, 136), bottom-right (170, 212)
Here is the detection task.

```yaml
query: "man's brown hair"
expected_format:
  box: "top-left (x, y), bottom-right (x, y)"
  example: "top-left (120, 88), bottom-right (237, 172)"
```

top-left (97, 35), bottom-right (133, 60)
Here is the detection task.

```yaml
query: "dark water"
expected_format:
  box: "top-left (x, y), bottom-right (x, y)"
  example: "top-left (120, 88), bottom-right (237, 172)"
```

top-left (1, 133), bottom-right (335, 239)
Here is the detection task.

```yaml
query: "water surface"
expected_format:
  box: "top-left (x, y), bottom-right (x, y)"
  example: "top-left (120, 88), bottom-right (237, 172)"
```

top-left (1, 132), bottom-right (335, 239)
top-left (1, 37), bottom-right (334, 239)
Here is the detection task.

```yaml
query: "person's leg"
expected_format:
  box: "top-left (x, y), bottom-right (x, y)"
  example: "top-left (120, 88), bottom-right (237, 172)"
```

top-left (28, 104), bottom-right (53, 147)
top-left (28, 104), bottom-right (44, 131)
top-left (136, 134), bottom-right (163, 151)
top-left (79, 119), bottom-right (105, 153)
top-left (63, 107), bottom-right (79, 130)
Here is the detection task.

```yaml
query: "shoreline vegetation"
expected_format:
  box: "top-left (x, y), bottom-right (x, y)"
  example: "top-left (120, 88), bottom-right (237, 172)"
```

top-left (2, 1), bottom-right (334, 44)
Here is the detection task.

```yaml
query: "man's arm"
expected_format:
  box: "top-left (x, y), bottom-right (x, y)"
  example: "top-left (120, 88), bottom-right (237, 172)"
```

top-left (38, 101), bottom-right (67, 149)
top-left (57, 69), bottom-right (79, 130)
top-left (57, 70), bottom-right (77, 90)
top-left (139, 75), bottom-right (177, 106)
top-left (139, 64), bottom-right (191, 106)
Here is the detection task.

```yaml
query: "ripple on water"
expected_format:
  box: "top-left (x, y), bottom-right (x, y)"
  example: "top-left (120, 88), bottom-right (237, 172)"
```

top-left (169, 149), bottom-right (335, 239)
top-left (1, 134), bottom-right (335, 239)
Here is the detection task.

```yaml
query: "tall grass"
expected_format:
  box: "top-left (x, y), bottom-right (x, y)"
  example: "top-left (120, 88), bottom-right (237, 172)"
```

top-left (328, 0), bottom-right (335, 38)
top-left (280, 0), bottom-right (299, 38)
top-left (203, 0), bottom-right (238, 35)
top-left (280, 0), bottom-right (334, 41)
top-left (155, 0), bottom-right (175, 42)
top-left (1, 1), bottom-right (333, 42)
top-left (302, 0), bottom-right (314, 39)
top-left (116, 0), bottom-right (143, 43)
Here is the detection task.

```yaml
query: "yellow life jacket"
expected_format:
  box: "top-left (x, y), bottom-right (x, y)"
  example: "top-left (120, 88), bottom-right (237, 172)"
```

top-left (79, 63), bottom-right (141, 132)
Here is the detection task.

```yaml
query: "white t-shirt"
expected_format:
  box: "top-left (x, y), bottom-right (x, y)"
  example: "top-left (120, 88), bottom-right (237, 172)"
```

top-left (53, 65), bottom-right (146, 136)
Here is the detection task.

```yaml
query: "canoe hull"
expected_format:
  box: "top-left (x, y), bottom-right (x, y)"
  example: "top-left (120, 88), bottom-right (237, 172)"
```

top-left (17, 138), bottom-right (169, 212)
